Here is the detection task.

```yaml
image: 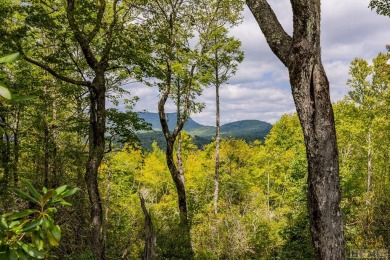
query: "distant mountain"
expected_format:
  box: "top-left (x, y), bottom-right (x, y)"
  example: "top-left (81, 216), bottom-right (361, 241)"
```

top-left (137, 112), bottom-right (204, 131)
top-left (136, 112), bottom-right (272, 150)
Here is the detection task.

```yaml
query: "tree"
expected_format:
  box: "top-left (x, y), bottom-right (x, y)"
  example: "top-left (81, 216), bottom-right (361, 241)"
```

top-left (246, 1), bottom-right (346, 258)
top-left (144, 0), bottom-right (243, 256)
top-left (1, 1), bottom-right (149, 258)
top-left (369, 0), bottom-right (390, 16)
top-left (206, 28), bottom-right (243, 215)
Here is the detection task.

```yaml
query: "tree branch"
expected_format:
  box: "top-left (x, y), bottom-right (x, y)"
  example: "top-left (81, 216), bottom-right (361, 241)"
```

top-left (67, 0), bottom-right (99, 70)
top-left (246, 0), bottom-right (292, 66)
top-left (23, 55), bottom-right (91, 87)
top-left (87, 0), bottom-right (106, 42)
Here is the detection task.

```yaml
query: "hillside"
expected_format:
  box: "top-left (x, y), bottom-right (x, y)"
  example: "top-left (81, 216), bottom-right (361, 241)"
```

top-left (137, 112), bottom-right (272, 149)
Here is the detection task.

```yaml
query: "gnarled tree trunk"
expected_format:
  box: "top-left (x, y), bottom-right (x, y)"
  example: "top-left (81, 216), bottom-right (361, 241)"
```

top-left (246, 0), bottom-right (346, 259)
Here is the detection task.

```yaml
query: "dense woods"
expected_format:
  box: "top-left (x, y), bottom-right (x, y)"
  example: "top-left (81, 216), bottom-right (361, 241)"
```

top-left (0, 0), bottom-right (389, 259)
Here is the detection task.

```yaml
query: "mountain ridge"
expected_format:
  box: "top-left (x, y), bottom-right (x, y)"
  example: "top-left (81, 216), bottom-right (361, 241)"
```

top-left (136, 112), bottom-right (272, 149)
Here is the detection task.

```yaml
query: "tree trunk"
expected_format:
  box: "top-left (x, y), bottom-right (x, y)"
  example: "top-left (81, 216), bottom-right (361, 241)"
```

top-left (246, 0), bottom-right (346, 259)
top-left (139, 194), bottom-right (156, 260)
top-left (214, 83), bottom-right (220, 215)
top-left (13, 110), bottom-right (20, 187)
top-left (0, 129), bottom-right (10, 190)
top-left (85, 74), bottom-right (106, 260)
top-left (158, 99), bottom-right (194, 258)
top-left (366, 130), bottom-right (372, 202)
top-left (44, 122), bottom-right (49, 187)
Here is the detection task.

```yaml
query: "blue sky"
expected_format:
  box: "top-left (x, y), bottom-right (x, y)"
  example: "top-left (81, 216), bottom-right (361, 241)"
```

top-left (127, 0), bottom-right (390, 126)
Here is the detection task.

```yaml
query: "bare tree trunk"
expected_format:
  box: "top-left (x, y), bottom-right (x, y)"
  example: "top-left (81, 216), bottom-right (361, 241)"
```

top-left (139, 193), bottom-right (156, 260)
top-left (214, 83), bottom-right (221, 215)
top-left (246, 0), bottom-right (346, 259)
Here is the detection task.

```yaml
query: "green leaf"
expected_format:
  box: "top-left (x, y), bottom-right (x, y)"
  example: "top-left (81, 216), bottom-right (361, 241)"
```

top-left (42, 216), bottom-right (53, 230)
top-left (51, 225), bottom-right (61, 241)
top-left (61, 187), bottom-right (79, 198)
top-left (58, 200), bottom-right (72, 206)
top-left (0, 74), bottom-right (6, 79)
top-left (15, 249), bottom-right (28, 260)
top-left (40, 189), bottom-right (56, 205)
top-left (0, 85), bottom-right (11, 100)
top-left (0, 53), bottom-right (20, 63)
top-left (22, 180), bottom-right (41, 201)
top-left (9, 249), bottom-right (18, 260)
top-left (9, 219), bottom-right (23, 229)
top-left (0, 215), bottom-right (8, 230)
top-left (10, 94), bottom-right (37, 102)
top-left (14, 188), bottom-right (39, 204)
top-left (46, 230), bottom-right (59, 246)
top-left (20, 243), bottom-right (45, 259)
top-left (21, 218), bottom-right (43, 232)
top-left (55, 185), bottom-right (67, 195)
top-left (32, 233), bottom-right (44, 251)
top-left (6, 209), bottom-right (38, 220)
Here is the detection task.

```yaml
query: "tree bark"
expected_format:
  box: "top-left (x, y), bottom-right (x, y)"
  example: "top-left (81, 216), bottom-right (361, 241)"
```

top-left (246, 0), bottom-right (346, 259)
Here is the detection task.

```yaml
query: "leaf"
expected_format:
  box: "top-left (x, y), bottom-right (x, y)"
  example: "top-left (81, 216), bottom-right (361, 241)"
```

top-left (0, 85), bottom-right (11, 100)
top-left (0, 215), bottom-right (8, 230)
top-left (14, 188), bottom-right (39, 204)
top-left (21, 218), bottom-right (43, 232)
top-left (0, 53), bottom-right (20, 63)
top-left (15, 249), bottom-right (28, 260)
top-left (9, 249), bottom-right (18, 260)
top-left (40, 189), bottom-right (56, 205)
top-left (6, 209), bottom-right (38, 220)
top-left (46, 230), bottom-right (59, 246)
top-left (9, 219), bottom-right (23, 229)
top-left (55, 185), bottom-right (67, 195)
top-left (10, 94), bottom-right (37, 102)
top-left (58, 200), bottom-right (72, 206)
top-left (20, 243), bottom-right (45, 259)
top-left (42, 216), bottom-right (53, 230)
top-left (32, 233), bottom-right (44, 251)
top-left (22, 180), bottom-right (41, 201)
top-left (51, 225), bottom-right (61, 241)
top-left (61, 187), bottom-right (79, 198)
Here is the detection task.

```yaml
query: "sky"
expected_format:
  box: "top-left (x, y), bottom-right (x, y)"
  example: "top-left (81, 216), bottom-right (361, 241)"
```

top-left (126, 0), bottom-right (390, 126)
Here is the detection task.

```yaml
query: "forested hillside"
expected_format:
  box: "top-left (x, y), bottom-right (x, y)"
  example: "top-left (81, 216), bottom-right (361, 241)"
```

top-left (0, 0), bottom-right (389, 259)
top-left (137, 112), bottom-right (272, 149)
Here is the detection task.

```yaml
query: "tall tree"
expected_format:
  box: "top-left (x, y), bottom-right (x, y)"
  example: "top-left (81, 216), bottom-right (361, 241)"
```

top-left (144, 0), bottom-right (243, 256)
top-left (1, 1), bottom-right (148, 259)
top-left (204, 28), bottom-right (243, 214)
top-left (246, 1), bottom-right (346, 258)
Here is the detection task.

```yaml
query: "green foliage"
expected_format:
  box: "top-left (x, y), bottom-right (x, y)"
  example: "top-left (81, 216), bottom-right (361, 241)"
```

top-left (0, 180), bottom-right (78, 259)
top-left (369, 0), bottom-right (390, 16)
top-left (0, 53), bottom-right (20, 100)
